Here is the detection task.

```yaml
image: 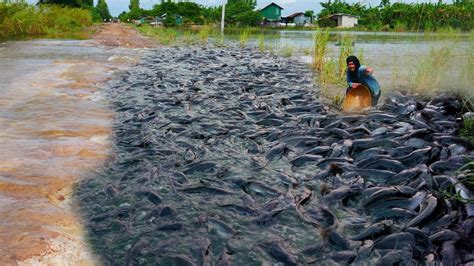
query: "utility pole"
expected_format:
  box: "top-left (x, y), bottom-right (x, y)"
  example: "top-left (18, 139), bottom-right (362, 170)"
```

top-left (220, 0), bottom-right (226, 35)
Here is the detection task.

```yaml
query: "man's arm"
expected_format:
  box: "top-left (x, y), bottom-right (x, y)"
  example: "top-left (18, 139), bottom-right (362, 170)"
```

top-left (346, 70), bottom-right (353, 88)
top-left (359, 65), bottom-right (373, 76)
top-left (365, 67), bottom-right (373, 75)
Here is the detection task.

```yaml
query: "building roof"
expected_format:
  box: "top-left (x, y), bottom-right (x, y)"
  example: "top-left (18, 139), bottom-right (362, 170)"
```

top-left (284, 12), bottom-right (305, 19)
top-left (261, 2), bottom-right (284, 11)
top-left (329, 13), bottom-right (359, 18)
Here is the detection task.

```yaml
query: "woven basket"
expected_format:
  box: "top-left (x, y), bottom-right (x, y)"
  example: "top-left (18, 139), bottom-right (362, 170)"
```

top-left (342, 85), bottom-right (372, 112)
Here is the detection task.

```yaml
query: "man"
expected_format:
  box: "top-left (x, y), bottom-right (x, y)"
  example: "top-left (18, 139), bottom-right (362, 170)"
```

top-left (346, 55), bottom-right (381, 106)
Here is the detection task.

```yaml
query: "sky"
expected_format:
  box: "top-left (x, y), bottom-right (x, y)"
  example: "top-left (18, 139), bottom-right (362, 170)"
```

top-left (27, 0), bottom-right (441, 17)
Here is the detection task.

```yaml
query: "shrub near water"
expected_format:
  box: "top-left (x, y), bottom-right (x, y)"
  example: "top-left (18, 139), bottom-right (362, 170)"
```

top-left (312, 29), bottom-right (330, 72)
top-left (0, 3), bottom-right (92, 39)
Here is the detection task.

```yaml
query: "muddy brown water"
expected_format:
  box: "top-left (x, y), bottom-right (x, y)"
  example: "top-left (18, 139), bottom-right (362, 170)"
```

top-left (0, 39), bottom-right (146, 264)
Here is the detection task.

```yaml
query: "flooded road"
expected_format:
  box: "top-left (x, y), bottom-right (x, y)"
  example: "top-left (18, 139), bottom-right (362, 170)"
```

top-left (0, 39), bottom-right (113, 264)
top-left (0, 23), bottom-right (153, 264)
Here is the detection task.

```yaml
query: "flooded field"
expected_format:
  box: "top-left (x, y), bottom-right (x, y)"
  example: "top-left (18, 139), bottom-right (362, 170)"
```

top-left (0, 38), bottom-right (147, 264)
top-left (226, 30), bottom-right (472, 90)
top-left (75, 45), bottom-right (473, 265)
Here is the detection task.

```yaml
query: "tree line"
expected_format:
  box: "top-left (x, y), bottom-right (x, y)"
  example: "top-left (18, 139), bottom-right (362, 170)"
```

top-left (15, 0), bottom-right (473, 31)
top-left (118, 0), bottom-right (262, 27)
top-left (317, 0), bottom-right (473, 31)
top-left (37, 0), bottom-right (111, 21)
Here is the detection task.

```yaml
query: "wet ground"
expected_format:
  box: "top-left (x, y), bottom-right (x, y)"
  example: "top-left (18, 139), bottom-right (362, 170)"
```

top-left (88, 23), bottom-right (157, 49)
top-left (0, 24), bottom-right (153, 264)
top-left (75, 45), bottom-right (474, 265)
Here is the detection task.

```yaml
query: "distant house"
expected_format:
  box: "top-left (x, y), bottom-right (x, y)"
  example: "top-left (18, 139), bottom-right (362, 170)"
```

top-left (283, 12), bottom-right (312, 26)
top-left (260, 2), bottom-right (284, 23)
top-left (329, 13), bottom-right (359, 28)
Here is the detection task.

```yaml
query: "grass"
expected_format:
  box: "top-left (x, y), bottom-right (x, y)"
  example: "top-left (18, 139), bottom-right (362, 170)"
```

top-left (410, 46), bottom-right (453, 92)
top-left (280, 45), bottom-right (294, 57)
top-left (458, 160), bottom-right (474, 192)
top-left (214, 34), bottom-right (225, 47)
top-left (0, 3), bottom-right (93, 40)
top-left (442, 159), bottom-right (474, 203)
top-left (406, 33), bottom-right (472, 97)
top-left (461, 117), bottom-right (474, 145)
top-left (239, 28), bottom-right (250, 48)
top-left (312, 29), bottom-right (330, 72)
top-left (312, 31), bottom-right (362, 89)
top-left (182, 30), bottom-right (196, 45)
top-left (258, 34), bottom-right (265, 53)
top-left (302, 47), bottom-right (312, 56)
top-left (337, 34), bottom-right (354, 79)
top-left (137, 25), bottom-right (178, 45)
top-left (320, 60), bottom-right (338, 85)
top-left (198, 25), bottom-right (210, 44)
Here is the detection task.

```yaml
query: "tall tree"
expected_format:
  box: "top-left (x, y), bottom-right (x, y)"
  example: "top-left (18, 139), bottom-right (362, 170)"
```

top-left (38, 0), bottom-right (93, 8)
top-left (129, 0), bottom-right (139, 11)
top-left (379, 0), bottom-right (390, 8)
top-left (96, 0), bottom-right (111, 20)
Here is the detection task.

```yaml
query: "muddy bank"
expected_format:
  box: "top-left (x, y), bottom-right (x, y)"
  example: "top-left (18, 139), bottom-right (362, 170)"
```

top-left (88, 23), bottom-right (157, 49)
top-left (75, 45), bottom-right (473, 265)
top-left (0, 24), bottom-right (154, 265)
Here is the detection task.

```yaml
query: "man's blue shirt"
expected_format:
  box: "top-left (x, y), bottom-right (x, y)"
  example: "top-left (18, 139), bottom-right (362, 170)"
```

top-left (346, 65), bottom-right (381, 95)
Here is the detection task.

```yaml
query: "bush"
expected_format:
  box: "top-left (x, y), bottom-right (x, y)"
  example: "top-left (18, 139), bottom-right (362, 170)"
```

top-left (461, 118), bottom-right (474, 144)
top-left (0, 3), bottom-right (93, 39)
top-left (234, 10), bottom-right (261, 27)
top-left (318, 18), bottom-right (337, 28)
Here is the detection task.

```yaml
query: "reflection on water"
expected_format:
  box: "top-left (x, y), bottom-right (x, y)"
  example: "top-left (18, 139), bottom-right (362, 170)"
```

top-left (0, 40), bottom-right (116, 264)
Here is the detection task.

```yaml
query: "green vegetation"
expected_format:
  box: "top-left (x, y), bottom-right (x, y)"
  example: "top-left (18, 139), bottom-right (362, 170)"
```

top-left (312, 29), bottom-right (330, 72)
top-left (280, 45), bottom-right (294, 57)
top-left (119, 0), bottom-right (261, 27)
top-left (442, 159), bottom-right (474, 203)
top-left (410, 46), bottom-right (453, 92)
top-left (38, 0), bottom-right (93, 8)
top-left (459, 160), bottom-right (474, 192)
top-left (337, 35), bottom-right (354, 79)
top-left (96, 0), bottom-right (111, 21)
top-left (224, 0), bottom-right (261, 26)
top-left (136, 25), bottom-right (177, 45)
top-left (198, 25), bottom-right (210, 44)
top-left (214, 34), bottom-right (225, 47)
top-left (258, 34), bottom-right (265, 52)
top-left (0, 2), bottom-right (93, 40)
top-left (311, 30), bottom-right (356, 86)
top-left (461, 118), bottom-right (474, 145)
top-left (239, 28), bottom-right (250, 47)
top-left (401, 32), bottom-right (472, 97)
top-left (317, 0), bottom-right (473, 32)
top-left (129, 0), bottom-right (139, 10)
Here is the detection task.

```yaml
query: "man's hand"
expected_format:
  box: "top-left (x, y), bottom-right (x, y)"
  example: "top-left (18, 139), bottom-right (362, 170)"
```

top-left (364, 67), bottom-right (373, 75)
top-left (351, 83), bottom-right (361, 89)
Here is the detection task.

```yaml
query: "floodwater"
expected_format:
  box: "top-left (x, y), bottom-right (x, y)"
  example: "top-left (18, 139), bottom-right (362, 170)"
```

top-left (0, 39), bottom-right (142, 264)
top-left (238, 30), bottom-right (472, 90)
